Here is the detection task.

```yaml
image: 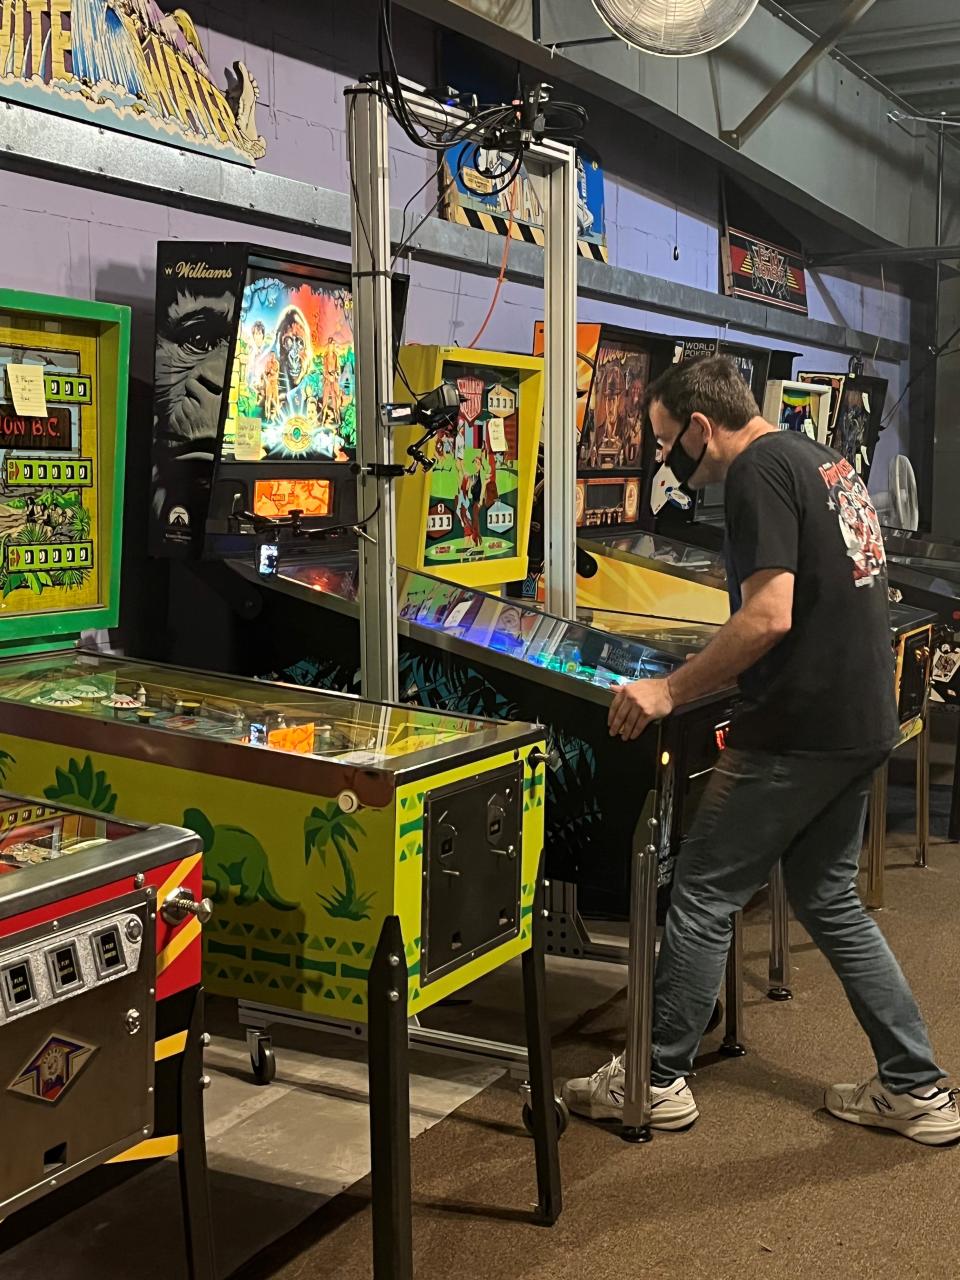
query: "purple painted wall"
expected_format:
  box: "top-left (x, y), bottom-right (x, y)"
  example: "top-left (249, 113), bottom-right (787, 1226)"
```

top-left (0, 0), bottom-right (912, 485)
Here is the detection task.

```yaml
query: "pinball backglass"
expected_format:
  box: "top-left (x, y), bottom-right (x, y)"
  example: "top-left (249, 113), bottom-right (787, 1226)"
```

top-left (393, 347), bottom-right (543, 588)
top-left (799, 371), bottom-right (887, 481)
top-left (151, 244), bottom-right (395, 560)
top-left (0, 291), bottom-right (129, 653)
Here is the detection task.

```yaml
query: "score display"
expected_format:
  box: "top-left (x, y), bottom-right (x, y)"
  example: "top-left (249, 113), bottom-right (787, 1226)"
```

top-left (5, 458), bottom-right (94, 487)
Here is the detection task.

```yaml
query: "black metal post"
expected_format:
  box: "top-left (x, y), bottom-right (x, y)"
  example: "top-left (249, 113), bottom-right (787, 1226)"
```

top-left (368, 916), bottom-right (413, 1280)
top-left (521, 870), bottom-right (562, 1225)
top-left (719, 912), bottom-right (747, 1057)
top-left (950, 716), bottom-right (960, 842)
top-left (177, 986), bottom-right (217, 1280)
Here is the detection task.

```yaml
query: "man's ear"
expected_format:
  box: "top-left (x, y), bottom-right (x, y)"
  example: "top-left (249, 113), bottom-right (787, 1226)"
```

top-left (691, 411), bottom-right (713, 438)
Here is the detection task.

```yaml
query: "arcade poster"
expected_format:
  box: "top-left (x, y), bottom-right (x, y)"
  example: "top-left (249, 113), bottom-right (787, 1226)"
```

top-left (423, 364), bottom-right (521, 569)
top-left (442, 143), bottom-right (607, 262)
top-left (222, 267), bottom-right (355, 465)
top-left (0, 322), bottom-right (101, 615)
top-left (579, 341), bottom-right (649, 471)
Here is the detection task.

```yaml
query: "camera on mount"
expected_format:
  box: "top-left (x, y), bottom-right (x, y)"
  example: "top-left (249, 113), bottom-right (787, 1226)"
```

top-left (381, 383), bottom-right (462, 474)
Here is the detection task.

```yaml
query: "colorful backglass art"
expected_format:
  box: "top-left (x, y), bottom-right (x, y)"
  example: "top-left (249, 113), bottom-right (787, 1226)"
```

top-left (222, 267), bottom-right (355, 464)
top-left (579, 341), bottom-right (649, 471)
top-left (423, 363), bottom-right (521, 568)
top-left (0, 298), bottom-right (125, 631)
top-left (253, 479), bottom-right (332, 520)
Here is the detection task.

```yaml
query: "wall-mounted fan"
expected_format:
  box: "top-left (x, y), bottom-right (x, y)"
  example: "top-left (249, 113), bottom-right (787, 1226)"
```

top-left (873, 455), bottom-right (919, 533)
top-left (591, 0), bottom-right (760, 57)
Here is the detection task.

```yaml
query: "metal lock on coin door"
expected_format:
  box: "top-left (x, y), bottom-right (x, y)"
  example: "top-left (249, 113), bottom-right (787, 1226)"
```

top-left (0, 893), bottom-right (156, 1217)
top-left (421, 763), bottom-right (524, 984)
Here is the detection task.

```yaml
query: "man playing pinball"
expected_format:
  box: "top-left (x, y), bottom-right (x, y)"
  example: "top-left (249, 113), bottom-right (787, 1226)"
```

top-left (563, 356), bottom-right (959, 1147)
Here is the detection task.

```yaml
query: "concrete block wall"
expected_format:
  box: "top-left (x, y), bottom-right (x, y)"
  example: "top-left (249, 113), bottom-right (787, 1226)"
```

top-left (0, 0), bottom-right (913, 483)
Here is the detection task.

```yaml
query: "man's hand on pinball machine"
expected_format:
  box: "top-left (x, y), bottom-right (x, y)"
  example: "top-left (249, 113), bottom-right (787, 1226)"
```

top-left (609, 677), bottom-right (674, 742)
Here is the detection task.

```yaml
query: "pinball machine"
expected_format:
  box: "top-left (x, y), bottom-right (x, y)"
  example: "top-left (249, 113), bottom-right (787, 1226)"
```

top-left (0, 286), bottom-right (564, 1264)
top-left (0, 289), bottom-right (214, 1274)
top-left (146, 308), bottom-right (745, 1054)
top-left (877, 528), bottom-right (960, 841)
top-left (532, 320), bottom-right (676, 536)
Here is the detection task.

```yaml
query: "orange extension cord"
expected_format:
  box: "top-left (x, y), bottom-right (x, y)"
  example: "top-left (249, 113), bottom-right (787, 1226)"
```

top-left (466, 176), bottom-right (518, 349)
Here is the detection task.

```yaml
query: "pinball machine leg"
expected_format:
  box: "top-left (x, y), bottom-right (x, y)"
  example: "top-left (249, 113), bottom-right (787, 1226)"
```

top-left (950, 711), bottom-right (960, 844)
top-left (177, 987), bottom-right (217, 1280)
top-left (620, 823), bottom-right (658, 1144)
top-left (865, 763), bottom-right (888, 910)
top-left (767, 862), bottom-right (793, 1001)
top-left (916, 717), bottom-right (930, 870)
top-left (720, 912), bottom-right (747, 1057)
top-left (521, 869), bottom-right (562, 1224)
top-left (367, 916), bottom-right (413, 1280)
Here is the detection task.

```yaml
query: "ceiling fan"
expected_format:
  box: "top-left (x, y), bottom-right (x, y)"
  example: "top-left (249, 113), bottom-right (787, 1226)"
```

top-left (591, 0), bottom-right (760, 57)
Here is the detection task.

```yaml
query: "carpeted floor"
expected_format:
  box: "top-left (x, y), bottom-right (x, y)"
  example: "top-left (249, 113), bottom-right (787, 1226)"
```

top-left (232, 832), bottom-right (960, 1280)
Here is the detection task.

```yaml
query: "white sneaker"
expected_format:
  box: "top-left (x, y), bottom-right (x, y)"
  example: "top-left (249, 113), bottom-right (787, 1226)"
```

top-left (825, 1075), bottom-right (960, 1146)
top-left (561, 1054), bottom-right (699, 1130)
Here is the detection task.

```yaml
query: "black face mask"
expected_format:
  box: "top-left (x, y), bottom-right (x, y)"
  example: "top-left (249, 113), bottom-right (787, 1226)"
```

top-left (667, 417), bottom-right (708, 487)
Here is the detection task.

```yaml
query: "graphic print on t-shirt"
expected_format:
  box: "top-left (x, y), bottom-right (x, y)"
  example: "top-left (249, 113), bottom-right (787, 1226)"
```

top-left (818, 456), bottom-right (885, 588)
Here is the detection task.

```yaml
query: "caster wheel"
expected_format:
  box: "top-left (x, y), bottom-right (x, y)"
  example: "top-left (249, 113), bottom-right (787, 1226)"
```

top-left (768, 987), bottom-right (794, 1002)
top-left (705, 999), bottom-right (723, 1035)
top-left (250, 1039), bottom-right (277, 1085)
top-left (521, 1095), bottom-right (570, 1137)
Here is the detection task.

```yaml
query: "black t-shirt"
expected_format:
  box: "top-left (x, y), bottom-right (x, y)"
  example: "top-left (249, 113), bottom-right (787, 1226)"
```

top-left (724, 431), bottom-right (898, 753)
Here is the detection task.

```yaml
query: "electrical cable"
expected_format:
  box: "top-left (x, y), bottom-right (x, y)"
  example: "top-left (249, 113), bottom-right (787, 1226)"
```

top-left (878, 317), bottom-right (960, 430)
top-left (394, 156), bottom-right (447, 267)
top-left (467, 177), bottom-right (517, 349)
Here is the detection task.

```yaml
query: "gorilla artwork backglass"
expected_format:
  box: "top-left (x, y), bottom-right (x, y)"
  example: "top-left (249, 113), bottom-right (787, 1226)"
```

top-left (149, 244), bottom-right (372, 560)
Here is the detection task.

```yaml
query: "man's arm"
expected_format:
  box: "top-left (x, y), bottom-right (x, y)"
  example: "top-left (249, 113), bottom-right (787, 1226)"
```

top-left (608, 568), bottom-right (795, 740)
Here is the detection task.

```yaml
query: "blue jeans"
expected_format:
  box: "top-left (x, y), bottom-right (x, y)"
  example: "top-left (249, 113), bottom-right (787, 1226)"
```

top-left (652, 747), bottom-right (943, 1093)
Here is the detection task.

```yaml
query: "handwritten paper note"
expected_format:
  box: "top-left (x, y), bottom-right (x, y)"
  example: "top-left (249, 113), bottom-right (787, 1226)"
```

top-left (486, 417), bottom-right (508, 452)
top-left (234, 415), bottom-right (263, 461)
top-left (6, 364), bottom-right (48, 417)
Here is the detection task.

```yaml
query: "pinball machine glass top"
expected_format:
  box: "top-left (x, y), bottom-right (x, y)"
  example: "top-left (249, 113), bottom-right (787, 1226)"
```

top-left (394, 566), bottom-right (709, 689)
top-left (0, 795), bottom-right (142, 878)
top-left (221, 262), bottom-right (356, 467)
top-left (0, 653), bottom-right (495, 766)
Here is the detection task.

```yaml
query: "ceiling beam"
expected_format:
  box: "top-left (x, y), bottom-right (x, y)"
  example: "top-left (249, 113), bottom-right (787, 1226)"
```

top-left (808, 243), bottom-right (960, 268)
top-left (721, 0), bottom-right (880, 150)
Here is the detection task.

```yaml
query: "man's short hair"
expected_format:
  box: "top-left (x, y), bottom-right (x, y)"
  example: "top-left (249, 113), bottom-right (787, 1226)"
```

top-left (645, 355), bottom-right (759, 431)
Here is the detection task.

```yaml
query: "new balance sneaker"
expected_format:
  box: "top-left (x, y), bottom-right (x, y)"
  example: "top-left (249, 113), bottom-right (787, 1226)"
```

top-left (825, 1075), bottom-right (960, 1146)
top-left (561, 1054), bottom-right (699, 1129)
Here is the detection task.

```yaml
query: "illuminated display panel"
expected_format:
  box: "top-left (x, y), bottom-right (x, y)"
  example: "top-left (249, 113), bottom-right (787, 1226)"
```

top-left (253, 478), bottom-right (332, 519)
top-left (580, 340), bottom-right (650, 472)
top-left (222, 266), bottom-right (355, 464)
